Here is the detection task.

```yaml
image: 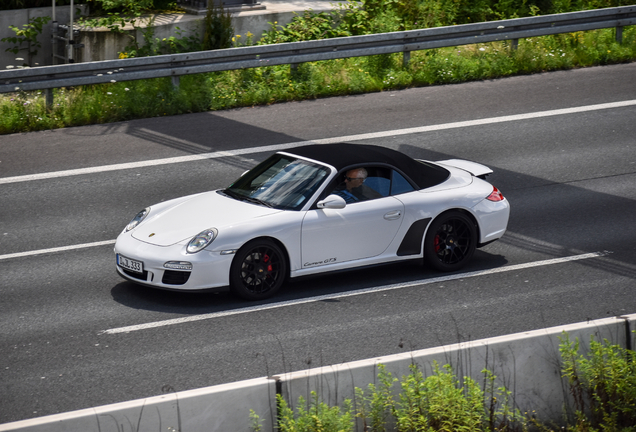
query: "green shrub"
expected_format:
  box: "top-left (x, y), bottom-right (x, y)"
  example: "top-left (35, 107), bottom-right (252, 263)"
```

top-left (353, 362), bottom-right (524, 431)
top-left (202, 0), bottom-right (233, 50)
top-left (277, 391), bottom-right (355, 432)
top-left (560, 333), bottom-right (636, 431)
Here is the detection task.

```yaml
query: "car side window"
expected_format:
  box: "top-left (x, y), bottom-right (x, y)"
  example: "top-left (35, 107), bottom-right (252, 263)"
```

top-left (330, 167), bottom-right (390, 204)
top-left (390, 170), bottom-right (415, 195)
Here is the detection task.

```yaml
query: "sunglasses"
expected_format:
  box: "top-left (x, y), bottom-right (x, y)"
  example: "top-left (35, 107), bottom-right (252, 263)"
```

top-left (344, 176), bottom-right (364, 181)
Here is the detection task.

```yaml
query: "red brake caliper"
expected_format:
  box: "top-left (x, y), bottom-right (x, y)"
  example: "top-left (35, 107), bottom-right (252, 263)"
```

top-left (434, 235), bottom-right (441, 253)
top-left (264, 254), bottom-right (272, 272)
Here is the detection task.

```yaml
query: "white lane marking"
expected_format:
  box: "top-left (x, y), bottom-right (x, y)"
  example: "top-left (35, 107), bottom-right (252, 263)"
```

top-left (2, 99), bottom-right (635, 185)
top-left (0, 240), bottom-right (116, 261)
top-left (100, 251), bottom-right (609, 335)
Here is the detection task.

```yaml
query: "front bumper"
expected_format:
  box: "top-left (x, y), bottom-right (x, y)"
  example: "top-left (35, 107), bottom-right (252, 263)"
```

top-left (114, 233), bottom-right (234, 291)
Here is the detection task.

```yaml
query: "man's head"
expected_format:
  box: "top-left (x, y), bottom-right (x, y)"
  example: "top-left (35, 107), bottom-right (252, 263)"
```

top-left (344, 167), bottom-right (367, 191)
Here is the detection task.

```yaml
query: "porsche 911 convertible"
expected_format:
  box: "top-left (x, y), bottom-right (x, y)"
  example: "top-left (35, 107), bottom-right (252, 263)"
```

top-left (114, 143), bottom-right (510, 300)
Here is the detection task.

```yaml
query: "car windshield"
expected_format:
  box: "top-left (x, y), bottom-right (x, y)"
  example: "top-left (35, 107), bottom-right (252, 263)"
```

top-left (225, 154), bottom-right (330, 210)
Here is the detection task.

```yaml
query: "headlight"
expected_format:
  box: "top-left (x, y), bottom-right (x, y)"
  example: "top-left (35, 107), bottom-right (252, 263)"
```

top-left (187, 228), bottom-right (218, 254)
top-left (125, 207), bottom-right (150, 232)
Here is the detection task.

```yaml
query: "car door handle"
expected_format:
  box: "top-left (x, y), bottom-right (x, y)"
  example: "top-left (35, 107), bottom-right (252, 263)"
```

top-left (384, 210), bottom-right (402, 220)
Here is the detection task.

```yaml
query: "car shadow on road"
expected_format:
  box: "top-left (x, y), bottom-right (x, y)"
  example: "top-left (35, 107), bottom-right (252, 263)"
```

top-left (109, 249), bottom-right (509, 314)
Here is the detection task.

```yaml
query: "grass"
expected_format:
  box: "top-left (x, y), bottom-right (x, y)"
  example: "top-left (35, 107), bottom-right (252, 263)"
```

top-left (1, 25), bottom-right (634, 135)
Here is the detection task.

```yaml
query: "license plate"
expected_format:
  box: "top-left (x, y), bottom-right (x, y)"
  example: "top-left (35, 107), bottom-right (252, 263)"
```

top-left (117, 254), bottom-right (144, 273)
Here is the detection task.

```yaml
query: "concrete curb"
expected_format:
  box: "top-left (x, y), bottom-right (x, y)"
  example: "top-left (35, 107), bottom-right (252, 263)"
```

top-left (0, 377), bottom-right (277, 432)
top-left (1, 314), bottom-right (634, 431)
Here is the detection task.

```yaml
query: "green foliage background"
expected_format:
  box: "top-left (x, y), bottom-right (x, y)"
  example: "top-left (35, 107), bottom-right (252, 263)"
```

top-left (1, 0), bottom-right (635, 134)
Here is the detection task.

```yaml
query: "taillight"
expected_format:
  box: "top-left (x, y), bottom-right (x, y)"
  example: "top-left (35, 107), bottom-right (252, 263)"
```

top-left (486, 186), bottom-right (505, 202)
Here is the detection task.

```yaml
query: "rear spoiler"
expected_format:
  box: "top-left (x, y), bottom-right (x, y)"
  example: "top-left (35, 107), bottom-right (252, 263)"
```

top-left (437, 159), bottom-right (493, 179)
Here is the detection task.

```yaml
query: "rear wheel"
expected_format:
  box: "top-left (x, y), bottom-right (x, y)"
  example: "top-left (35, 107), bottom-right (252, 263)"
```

top-left (424, 211), bottom-right (476, 272)
top-left (230, 239), bottom-right (287, 300)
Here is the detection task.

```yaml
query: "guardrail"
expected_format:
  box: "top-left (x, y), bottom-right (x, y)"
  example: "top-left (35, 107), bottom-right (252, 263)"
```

top-left (1, 5), bottom-right (634, 98)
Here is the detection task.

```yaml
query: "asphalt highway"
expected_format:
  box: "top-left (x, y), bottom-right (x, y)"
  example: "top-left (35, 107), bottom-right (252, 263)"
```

top-left (1, 62), bottom-right (635, 424)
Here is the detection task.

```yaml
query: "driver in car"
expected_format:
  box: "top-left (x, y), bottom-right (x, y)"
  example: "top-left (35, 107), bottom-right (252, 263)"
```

top-left (334, 167), bottom-right (368, 203)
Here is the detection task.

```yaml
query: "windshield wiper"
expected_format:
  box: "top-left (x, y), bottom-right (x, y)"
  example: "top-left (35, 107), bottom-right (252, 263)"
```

top-left (221, 189), bottom-right (243, 200)
top-left (221, 189), bottom-right (275, 208)
top-left (241, 195), bottom-right (275, 208)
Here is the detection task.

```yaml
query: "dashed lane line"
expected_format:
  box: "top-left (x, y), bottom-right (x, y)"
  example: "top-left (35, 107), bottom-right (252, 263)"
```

top-left (0, 240), bottom-right (116, 261)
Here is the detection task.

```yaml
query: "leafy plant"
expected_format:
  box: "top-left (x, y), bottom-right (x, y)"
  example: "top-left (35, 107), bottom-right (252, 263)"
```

top-left (259, 10), bottom-right (350, 44)
top-left (560, 332), bottom-right (636, 430)
top-left (355, 364), bottom-right (398, 432)
top-left (277, 391), bottom-right (355, 432)
top-left (352, 362), bottom-right (526, 431)
top-left (249, 409), bottom-right (263, 432)
top-left (1, 16), bottom-right (52, 67)
top-left (121, 21), bottom-right (201, 58)
top-left (393, 363), bottom-right (485, 431)
top-left (202, 0), bottom-right (233, 50)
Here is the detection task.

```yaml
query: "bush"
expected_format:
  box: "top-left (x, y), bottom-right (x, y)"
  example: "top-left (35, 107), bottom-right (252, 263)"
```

top-left (560, 333), bottom-right (636, 430)
top-left (202, 0), bottom-right (233, 50)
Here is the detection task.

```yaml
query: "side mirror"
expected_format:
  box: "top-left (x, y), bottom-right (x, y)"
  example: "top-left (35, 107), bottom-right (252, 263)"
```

top-left (317, 194), bottom-right (346, 209)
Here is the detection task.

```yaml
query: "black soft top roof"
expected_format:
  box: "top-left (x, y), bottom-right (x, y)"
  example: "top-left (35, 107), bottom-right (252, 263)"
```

top-left (286, 143), bottom-right (449, 190)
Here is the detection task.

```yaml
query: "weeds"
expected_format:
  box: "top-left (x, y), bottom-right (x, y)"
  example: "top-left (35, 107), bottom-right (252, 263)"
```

top-left (268, 362), bottom-right (525, 432)
top-left (202, 0), bottom-right (233, 51)
top-left (277, 391), bottom-right (355, 432)
top-left (1, 16), bottom-right (51, 67)
top-left (1, 0), bottom-right (635, 134)
top-left (560, 333), bottom-right (636, 431)
top-left (258, 333), bottom-right (636, 431)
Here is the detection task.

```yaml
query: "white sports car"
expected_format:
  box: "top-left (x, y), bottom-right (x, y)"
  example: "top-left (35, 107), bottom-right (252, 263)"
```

top-left (115, 144), bottom-right (510, 300)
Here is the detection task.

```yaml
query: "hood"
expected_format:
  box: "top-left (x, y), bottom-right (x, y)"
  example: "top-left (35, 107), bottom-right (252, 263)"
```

top-left (131, 191), bottom-right (280, 246)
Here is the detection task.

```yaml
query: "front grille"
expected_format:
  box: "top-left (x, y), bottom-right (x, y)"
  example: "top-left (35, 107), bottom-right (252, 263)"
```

top-left (122, 268), bottom-right (148, 281)
top-left (162, 270), bottom-right (191, 285)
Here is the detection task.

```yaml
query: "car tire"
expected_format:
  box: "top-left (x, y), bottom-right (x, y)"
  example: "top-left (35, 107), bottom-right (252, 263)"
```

top-left (230, 239), bottom-right (287, 300)
top-left (424, 211), bottom-right (476, 272)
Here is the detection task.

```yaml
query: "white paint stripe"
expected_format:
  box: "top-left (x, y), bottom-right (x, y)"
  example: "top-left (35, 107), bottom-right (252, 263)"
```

top-left (100, 251), bottom-right (608, 335)
top-left (2, 99), bottom-right (635, 185)
top-left (0, 240), bottom-right (116, 261)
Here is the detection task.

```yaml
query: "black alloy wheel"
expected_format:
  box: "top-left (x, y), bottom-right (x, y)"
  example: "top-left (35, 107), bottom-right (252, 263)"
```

top-left (230, 239), bottom-right (287, 300)
top-left (424, 211), bottom-right (476, 272)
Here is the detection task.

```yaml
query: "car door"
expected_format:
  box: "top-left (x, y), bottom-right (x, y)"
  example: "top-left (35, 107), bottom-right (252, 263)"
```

top-left (300, 167), bottom-right (405, 269)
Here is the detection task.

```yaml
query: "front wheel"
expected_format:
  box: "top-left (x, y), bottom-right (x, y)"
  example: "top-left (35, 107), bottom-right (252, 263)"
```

top-left (230, 239), bottom-right (287, 300)
top-left (424, 211), bottom-right (476, 272)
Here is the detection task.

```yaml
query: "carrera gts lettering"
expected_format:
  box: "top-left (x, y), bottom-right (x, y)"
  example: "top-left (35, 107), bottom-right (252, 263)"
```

top-left (304, 258), bottom-right (337, 267)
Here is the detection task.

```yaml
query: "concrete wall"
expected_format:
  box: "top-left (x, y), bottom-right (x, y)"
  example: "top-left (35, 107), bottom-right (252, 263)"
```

top-left (0, 377), bottom-right (277, 432)
top-left (75, 6), bottom-right (335, 63)
top-left (0, 5), bottom-right (88, 69)
top-left (1, 314), bottom-right (634, 432)
top-left (1, 3), bottom-right (334, 66)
